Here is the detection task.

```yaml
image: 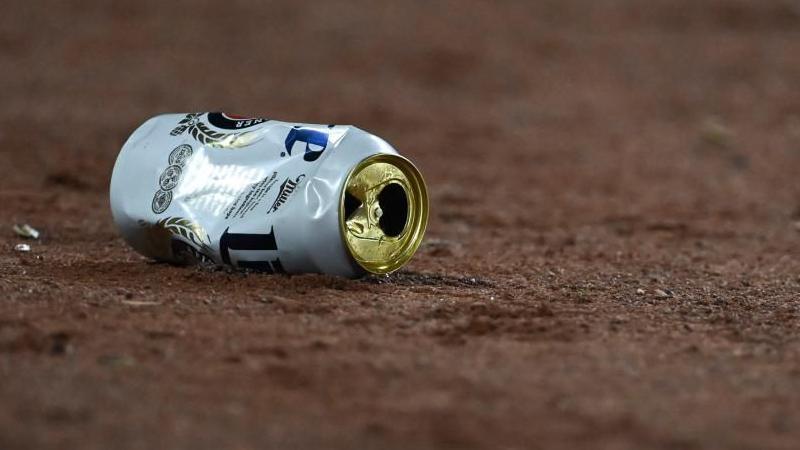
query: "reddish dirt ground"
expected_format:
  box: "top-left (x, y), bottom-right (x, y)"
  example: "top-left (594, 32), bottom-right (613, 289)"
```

top-left (2, 1), bottom-right (800, 449)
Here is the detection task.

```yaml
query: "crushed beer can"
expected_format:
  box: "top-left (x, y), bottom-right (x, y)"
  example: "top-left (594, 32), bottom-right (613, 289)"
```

top-left (109, 113), bottom-right (428, 277)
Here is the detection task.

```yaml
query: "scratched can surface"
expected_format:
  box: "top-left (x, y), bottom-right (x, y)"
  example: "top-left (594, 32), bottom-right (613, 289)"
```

top-left (109, 112), bottom-right (428, 278)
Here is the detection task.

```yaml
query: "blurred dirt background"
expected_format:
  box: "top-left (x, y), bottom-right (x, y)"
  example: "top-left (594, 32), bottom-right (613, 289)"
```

top-left (2, 1), bottom-right (800, 449)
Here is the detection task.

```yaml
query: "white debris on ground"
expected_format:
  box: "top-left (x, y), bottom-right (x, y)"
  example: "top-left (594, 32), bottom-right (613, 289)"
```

top-left (13, 224), bottom-right (40, 239)
top-left (14, 243), bottom-right (31, 252)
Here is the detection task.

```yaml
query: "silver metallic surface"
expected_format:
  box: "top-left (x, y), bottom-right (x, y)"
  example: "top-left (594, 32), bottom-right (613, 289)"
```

top-left (110, 112), bottom-right (407, 277)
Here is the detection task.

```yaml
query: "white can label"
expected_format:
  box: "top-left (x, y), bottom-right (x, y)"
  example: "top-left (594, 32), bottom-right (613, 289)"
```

top-left (110, 112), bottom-right (394, 276)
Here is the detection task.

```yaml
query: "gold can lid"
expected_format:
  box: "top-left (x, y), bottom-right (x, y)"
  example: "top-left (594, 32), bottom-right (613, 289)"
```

top-left (339, 153), bottom-right (429, 274)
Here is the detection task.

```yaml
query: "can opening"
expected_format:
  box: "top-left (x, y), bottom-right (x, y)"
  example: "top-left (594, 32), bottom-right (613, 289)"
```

top-left (377, 183), bottom-right (408, 237)
top-left (340, 153), bottom-right (428, 274)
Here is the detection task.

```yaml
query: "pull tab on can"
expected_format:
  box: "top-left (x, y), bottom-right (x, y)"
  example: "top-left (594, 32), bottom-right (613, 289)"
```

top-left (340, 154), bottom-right (428, 274)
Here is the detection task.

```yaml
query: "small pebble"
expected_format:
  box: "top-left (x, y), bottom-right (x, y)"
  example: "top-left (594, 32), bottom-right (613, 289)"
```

top-left (654, 288), bottom-right (672, 298)
top-left (699, 116), bottom-right (733, 148)
top-left (14, 243), bottom-right (31, 252)
top-left (121, 300), bottom-right (161, 306)
top-left (636, 288), bottom-right (645, 295)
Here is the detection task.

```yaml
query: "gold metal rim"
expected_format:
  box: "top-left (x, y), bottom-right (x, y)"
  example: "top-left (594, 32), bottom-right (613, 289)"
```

top-left (339, 153), bottom-right (429, 274)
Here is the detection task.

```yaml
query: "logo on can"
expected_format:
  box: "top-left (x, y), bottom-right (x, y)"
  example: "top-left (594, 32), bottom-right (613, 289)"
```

top-left (267, 174), bottom-right (306, 214)
top-left (150, 144), bottom-right (192, 214)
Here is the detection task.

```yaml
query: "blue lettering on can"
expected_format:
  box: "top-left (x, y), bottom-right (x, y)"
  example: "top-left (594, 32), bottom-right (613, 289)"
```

top-left (283, 126), bottom-right (330, 162)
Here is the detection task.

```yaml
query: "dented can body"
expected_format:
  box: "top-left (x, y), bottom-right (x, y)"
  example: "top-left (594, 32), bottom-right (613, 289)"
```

top-left (110, 112), bottom-right (428, 278)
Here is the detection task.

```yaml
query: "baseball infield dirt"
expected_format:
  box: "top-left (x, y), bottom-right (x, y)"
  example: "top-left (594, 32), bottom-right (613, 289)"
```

top-left (2, 1), bottom-right (800, 449)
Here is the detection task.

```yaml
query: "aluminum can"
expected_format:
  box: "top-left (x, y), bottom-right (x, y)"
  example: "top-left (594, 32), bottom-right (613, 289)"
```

top-left (110, 112), bottom-right (428, 278)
